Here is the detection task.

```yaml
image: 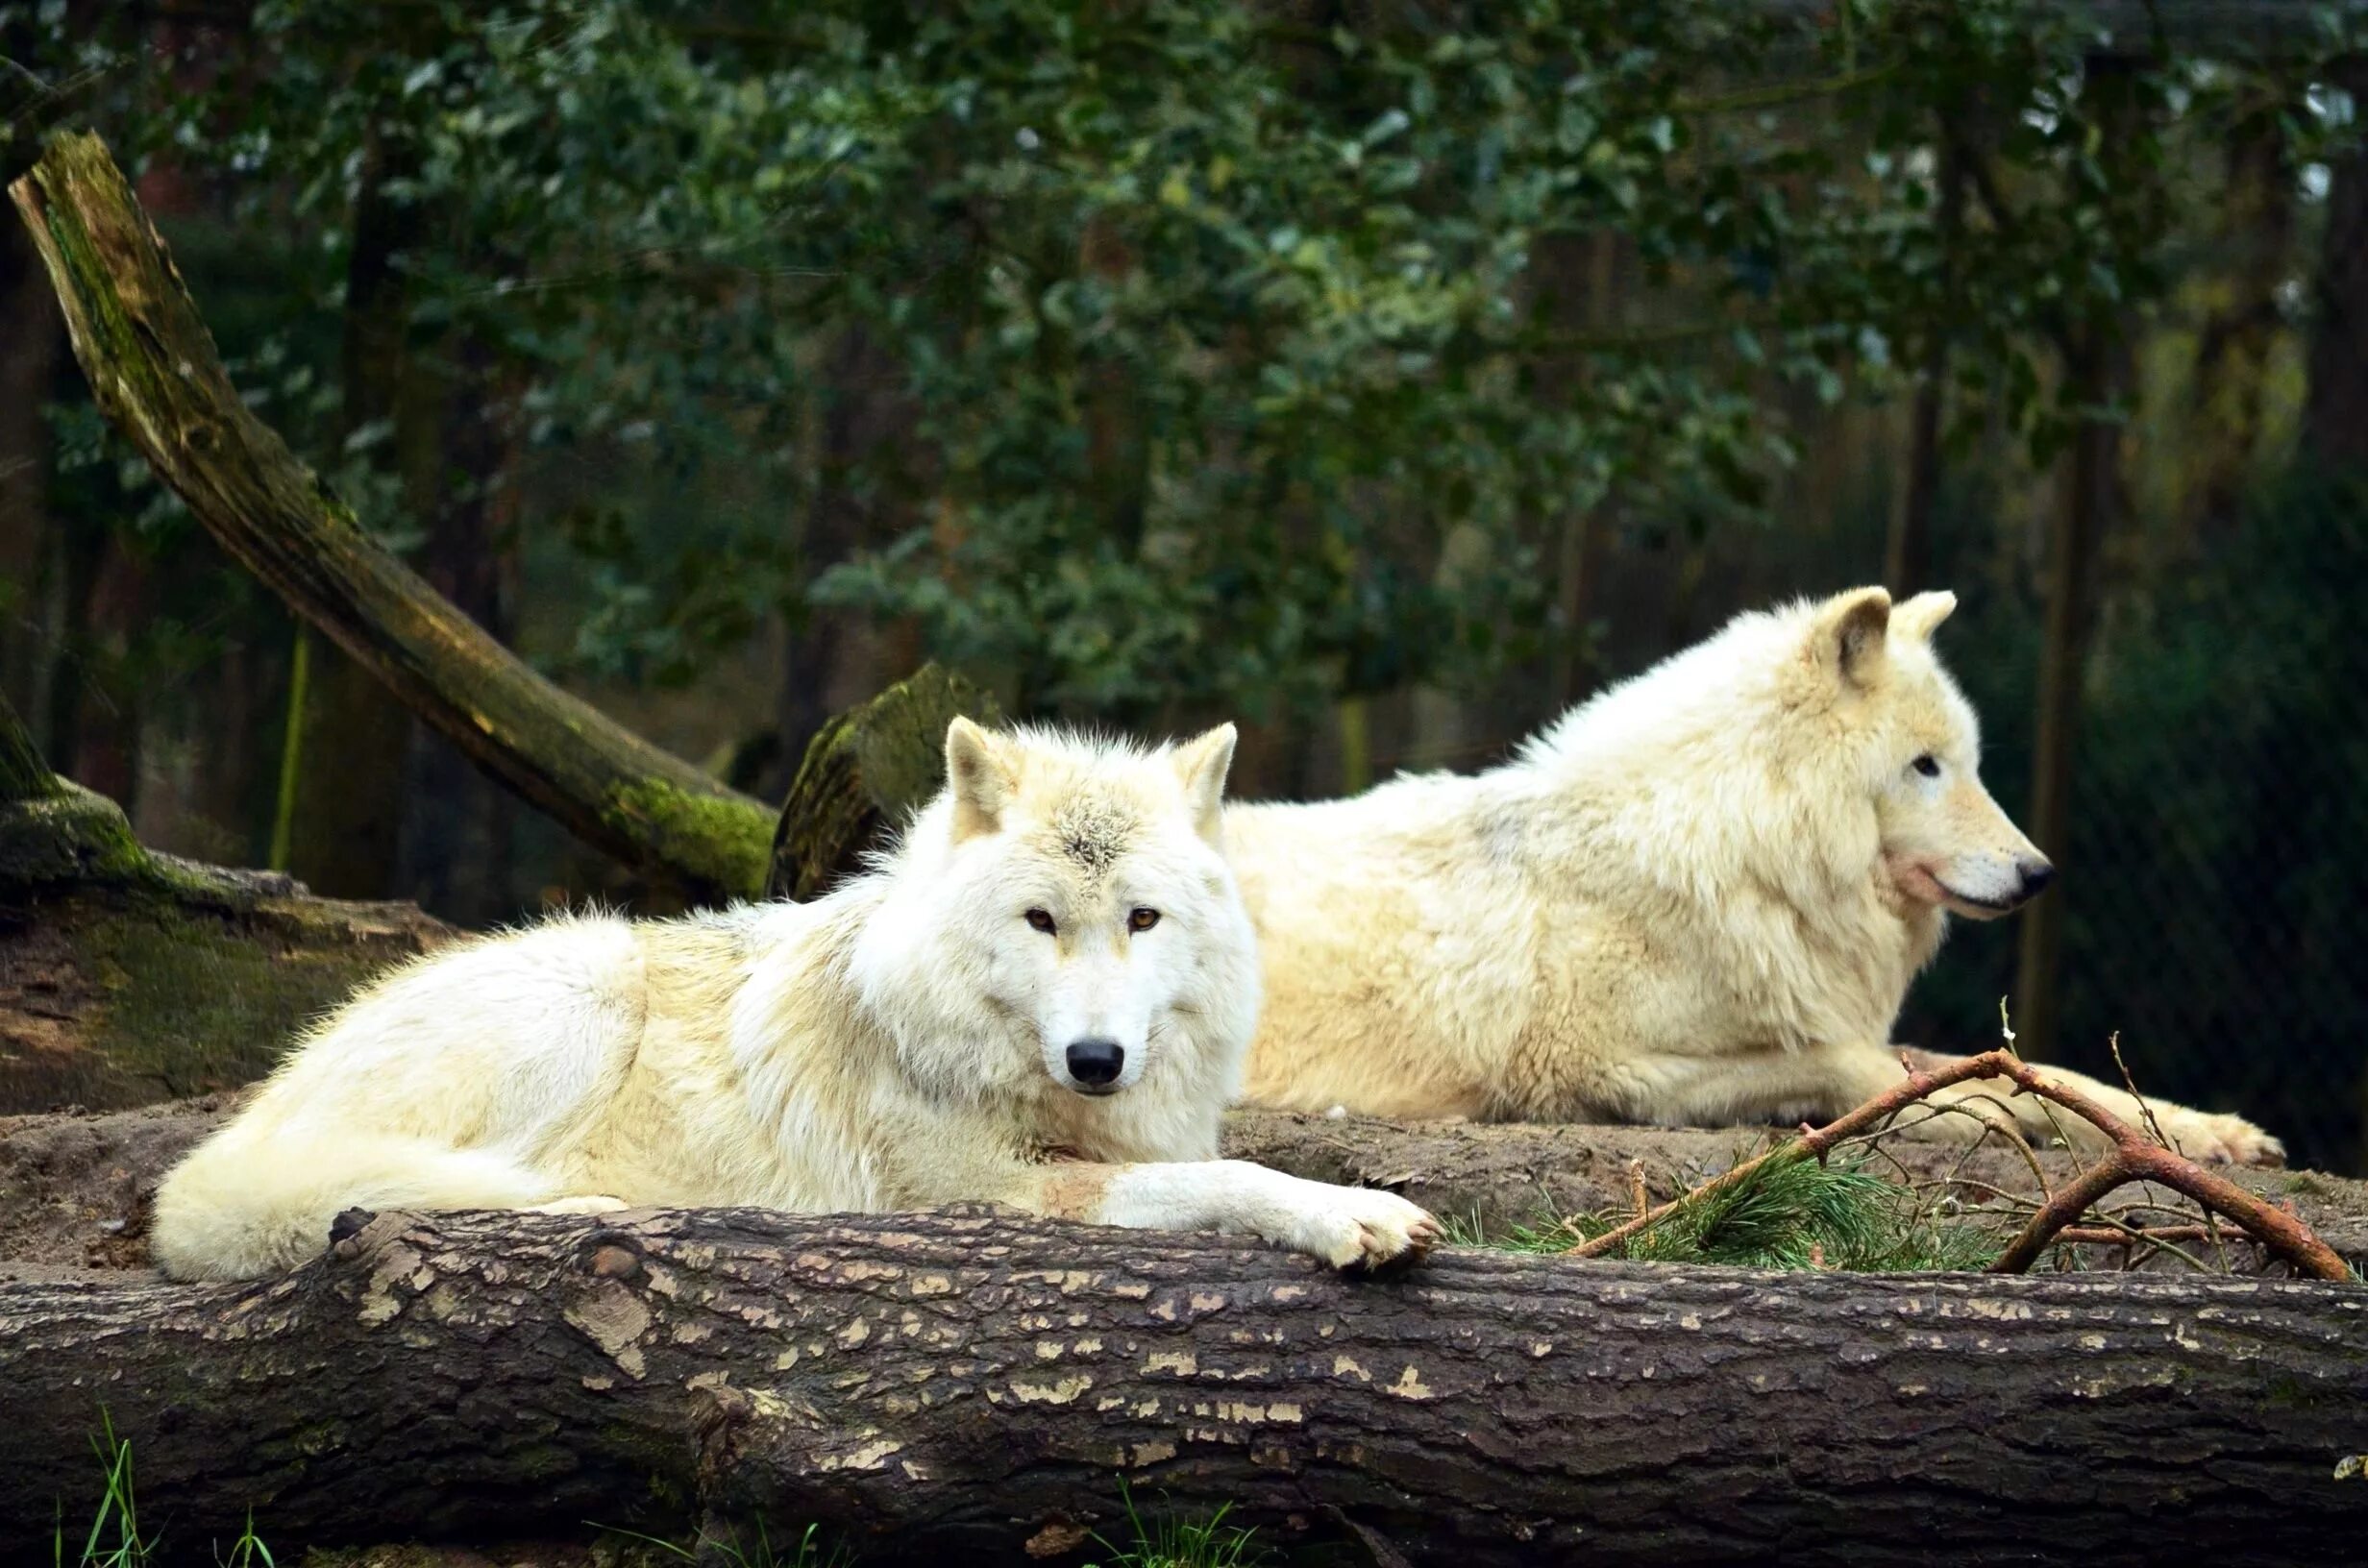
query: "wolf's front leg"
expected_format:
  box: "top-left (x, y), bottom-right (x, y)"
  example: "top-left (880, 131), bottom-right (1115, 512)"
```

top-left (1010, 1159), bottom-right (1441, 1269)
top-left (1883, 1048), bottom-right (2285, 1166)
top-left (1875, 1056), bottom-right (2282, 1164)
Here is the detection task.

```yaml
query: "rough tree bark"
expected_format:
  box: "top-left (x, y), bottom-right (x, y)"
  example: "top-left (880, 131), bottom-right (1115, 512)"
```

top-left (7, 133), bottom-right (776, 905)
top-left (4, 1206), bottom-right (2364, 1565)
top-left (766, 666), bottom-right (999, 901)
top-left (0, 692), bottom-right (447, 1115)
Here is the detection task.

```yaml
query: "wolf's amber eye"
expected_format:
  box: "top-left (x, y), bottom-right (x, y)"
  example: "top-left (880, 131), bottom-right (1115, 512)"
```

top-left (1024, 908), bottom-right (1057, 935)
top-left (1912, 754), bottom-right (1941, 778)
top-left (1128, 908), bottom-right (1161, 933)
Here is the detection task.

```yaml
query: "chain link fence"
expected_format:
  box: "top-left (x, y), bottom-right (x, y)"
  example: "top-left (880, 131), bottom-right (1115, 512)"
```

top-left (1896, 478), bottom-right (2368, 1175)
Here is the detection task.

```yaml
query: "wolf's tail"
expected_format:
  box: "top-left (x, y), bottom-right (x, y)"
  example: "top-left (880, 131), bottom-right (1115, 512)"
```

top-left (151, 1123), bottom-right (557, 1281)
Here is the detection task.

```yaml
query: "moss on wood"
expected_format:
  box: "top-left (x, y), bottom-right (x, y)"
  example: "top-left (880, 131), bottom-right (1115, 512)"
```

top-left (0, 680), bottom-right (447, 1114)
top-left (767, 665), bottom-right (1000, 901)
top-left (603, 779), bottom-right (774, 904)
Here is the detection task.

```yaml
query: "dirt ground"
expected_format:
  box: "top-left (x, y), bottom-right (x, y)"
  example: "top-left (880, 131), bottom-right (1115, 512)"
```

top-left (10, 1095), bottom-right (2364, 1283)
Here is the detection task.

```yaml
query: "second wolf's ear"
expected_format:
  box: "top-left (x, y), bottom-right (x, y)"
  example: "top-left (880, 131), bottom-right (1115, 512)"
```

top-left (1810, 586), bottom-right (1892, 689)
top-left (946, 717), bottom-right (1018, 843)
top-left (1172, 723), bottom-right (1237, 844)
top-left (1892, 589), bottom-right (1958, 642)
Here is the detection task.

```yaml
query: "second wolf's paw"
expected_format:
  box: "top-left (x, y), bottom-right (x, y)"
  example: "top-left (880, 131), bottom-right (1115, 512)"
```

top-left (2158, 1112), bottom-right (2285, 1168)
top-left (531, 1194), bottom-right (631, 1215)
top-left (1291, 1186), bottom-right (1442, 1270)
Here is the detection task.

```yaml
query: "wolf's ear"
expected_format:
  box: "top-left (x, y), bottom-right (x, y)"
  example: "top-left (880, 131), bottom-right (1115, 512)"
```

top-left (1810, 586), bottom-right (1892, 689)
top-left (1172, 723), bottom-right (1238, 844)
top-left (945, 717), bottom-right (1018, 842)
top-left (1892, 590), bottom-right (1958, 642)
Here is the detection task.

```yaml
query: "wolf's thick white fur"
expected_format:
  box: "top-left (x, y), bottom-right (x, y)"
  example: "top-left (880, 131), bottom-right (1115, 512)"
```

top-left (153, 723), bottom-right (1441, 1281)
top-left (1230, 587), bottom-right (2282, 1164)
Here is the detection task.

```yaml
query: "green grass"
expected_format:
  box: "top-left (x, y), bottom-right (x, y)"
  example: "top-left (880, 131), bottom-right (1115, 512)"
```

top-left (1086, 1482), bottom-right (1268, 1568)
top-left (1447, 1148), bottom-right (2004, 1272)
top-left (56, 1416), bottom-right (276, 1568)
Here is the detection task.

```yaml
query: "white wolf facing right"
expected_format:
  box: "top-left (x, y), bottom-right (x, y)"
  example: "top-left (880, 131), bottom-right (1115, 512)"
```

top-left (153, 720), bottom-right (1439, 1282)
top-left (1232, 587), bottom-right (2282, 1164)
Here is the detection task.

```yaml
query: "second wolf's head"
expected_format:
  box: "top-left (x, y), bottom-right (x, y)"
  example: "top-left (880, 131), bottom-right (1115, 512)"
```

top-left (853, 719), bottom-right (1261, 1115)
top-left (1790, 586), bottom-right (2053, 920)
top-left (1535, 582), bottom-right (2050, 928)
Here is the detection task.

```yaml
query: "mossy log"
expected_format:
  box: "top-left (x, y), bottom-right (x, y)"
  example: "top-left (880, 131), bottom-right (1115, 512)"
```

top-left (4, 1204), bottom-right (2365, 1565)
top-left (9, 132), bottom-right (775, 904)
top-left (767, 666), bottom-right (999, 900)
top-left (0, 693), bottom-right (446, 1115)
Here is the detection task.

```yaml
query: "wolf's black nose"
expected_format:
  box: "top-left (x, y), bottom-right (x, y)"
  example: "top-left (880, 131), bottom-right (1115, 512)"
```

top-left (1066, 1039), bottom-right (1124, 1089)
top-left (2017, 858), bottom-right (2057, 898)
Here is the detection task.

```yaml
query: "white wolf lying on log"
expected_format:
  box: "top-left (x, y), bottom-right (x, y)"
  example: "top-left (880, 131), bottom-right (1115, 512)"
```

top-left (154, 722), bottom-right (1440, 1281)
top-left (1231, 586), bottom-right (2284, 1164)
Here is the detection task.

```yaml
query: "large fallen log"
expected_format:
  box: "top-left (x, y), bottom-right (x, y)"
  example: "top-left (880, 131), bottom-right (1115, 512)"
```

top-left (5, 1205), bottom-right (2364, 1565)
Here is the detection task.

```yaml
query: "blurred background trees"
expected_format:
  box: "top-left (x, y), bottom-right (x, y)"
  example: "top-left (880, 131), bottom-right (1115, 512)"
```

top-left (2, 0), bottom-right (2362, 1167)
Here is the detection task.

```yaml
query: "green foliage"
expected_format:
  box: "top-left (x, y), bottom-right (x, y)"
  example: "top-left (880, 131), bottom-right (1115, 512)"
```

top-left (12, 0), bottom-right (2337, 723)
top-left (1088, 1482), bottom-right (1268, 1568)
top-left (1452, 1149), bottom-right (2003, 1272)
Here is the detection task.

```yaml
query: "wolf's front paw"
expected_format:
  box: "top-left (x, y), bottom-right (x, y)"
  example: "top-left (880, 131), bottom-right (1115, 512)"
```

top-left (2158, 1112), bottom-right (2285, 1167)
top-left (1289, 1186), bottom-right (1442, 1270)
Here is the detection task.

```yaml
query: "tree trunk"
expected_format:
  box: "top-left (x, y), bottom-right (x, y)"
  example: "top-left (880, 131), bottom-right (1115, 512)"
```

top-left (766, 665), bottom-right (999, 902)
top-left (2012, 60), bottom-right (2139, 1065)
top-left (1525, 229), bottom-right (1618, 712)
top-left (4, 1205), bottom-right (2364, 1565)
top-left (2304, 54), bottom-right (2368, 478)
top-left (2190, 101), bottom-right (2295, 535)
top-left (8, 133), bottom-right (775, 905)
top-left (2011, 323), bottom-right (2122, 1063)
top-left (1885, 123), bottom-right (1963, 596)
top-left (0, 657), bottom-right (993, 1117)
top-left (778, 325), bottom-right (923, 796)
top-left (281, 632), bottom-right (413, 897)
top-left (403, 330), bottom-right (524, 923)
top-left (0, 174), bottom-right (62, 732)
top-left (281, 120), bottom-right (423, 901)
top-left (59, 524), bottom-right (146, 812)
